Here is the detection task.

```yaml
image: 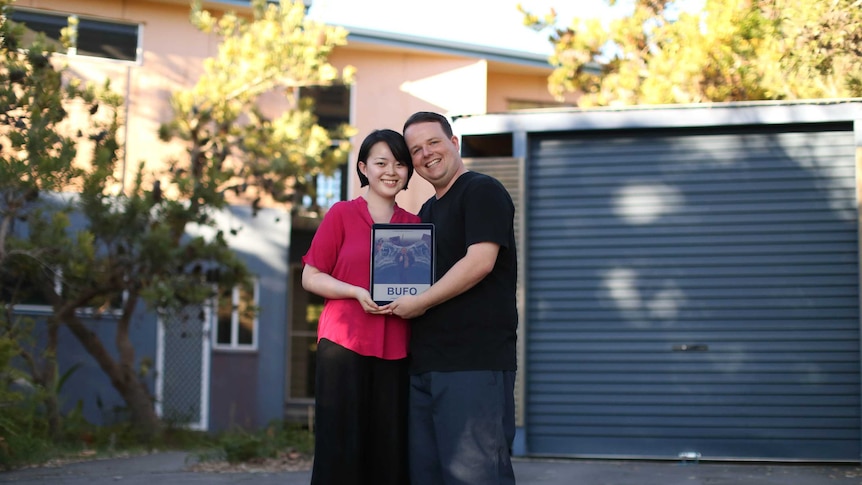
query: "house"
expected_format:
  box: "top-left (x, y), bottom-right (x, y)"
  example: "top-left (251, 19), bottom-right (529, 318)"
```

top-left (7, 0), bottom-right (574, 434)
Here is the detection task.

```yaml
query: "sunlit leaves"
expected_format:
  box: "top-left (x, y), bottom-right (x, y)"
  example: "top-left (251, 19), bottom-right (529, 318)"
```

top-left (166, 0), bottom-right (356, 210)
top-left (522, 0), bottom-right (862, 106)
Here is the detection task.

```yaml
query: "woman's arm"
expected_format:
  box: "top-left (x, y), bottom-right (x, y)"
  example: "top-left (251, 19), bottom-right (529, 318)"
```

top-left (302, 263), bottom-right (385, 314)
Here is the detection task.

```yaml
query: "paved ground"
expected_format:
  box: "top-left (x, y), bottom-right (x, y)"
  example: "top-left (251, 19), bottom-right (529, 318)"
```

top-left (2, 451), bottom-right (862, 485)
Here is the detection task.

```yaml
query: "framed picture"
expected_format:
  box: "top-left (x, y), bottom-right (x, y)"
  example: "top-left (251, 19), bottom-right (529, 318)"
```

top-left (370, 223), bottom-right (435, 305)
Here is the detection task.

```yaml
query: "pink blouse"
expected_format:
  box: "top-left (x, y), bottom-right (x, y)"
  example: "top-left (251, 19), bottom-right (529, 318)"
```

top-left (302, 197), bottom-right (420, 360)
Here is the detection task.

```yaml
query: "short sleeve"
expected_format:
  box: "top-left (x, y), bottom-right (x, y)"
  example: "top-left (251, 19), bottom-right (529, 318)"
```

top-left (463, 177), bottom-right (514, 250)
top-left (302, 202), bottom-right (347, 274)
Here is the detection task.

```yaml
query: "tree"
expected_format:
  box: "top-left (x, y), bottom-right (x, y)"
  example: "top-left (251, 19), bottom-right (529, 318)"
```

top-left (1, 0), bottom-right (353, 440)
top-left (1, 1), bottom-right (120, 439)
top-left (520, 0), bottom-right (862, 107)
top-left (165, 0), bottom-right (355, 215)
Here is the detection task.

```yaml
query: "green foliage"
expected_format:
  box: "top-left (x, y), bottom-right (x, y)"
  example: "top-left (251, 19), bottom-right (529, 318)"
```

top-left (222, 433), bottom-right (269, 463)
top-left (1, 413), bottom-right (313, 470)
top-left (521, 0), bottom-right (862, 106)
top-left (0, 403), bottom-right (221, 470)
top-left (0, 325), bottom-right (83, 470)
top-left (1, 0), bottom-right (98, 447)
top-left (1, 0), bottom-right (221, 437)
top-left (164, 0), bottom-right (357, 212)
top-left (1, 0), bottom-right (355, 441)
top-left (195, 421), bottom-right (314, 464)
top-left (0, 331), bottom-right (36, 469)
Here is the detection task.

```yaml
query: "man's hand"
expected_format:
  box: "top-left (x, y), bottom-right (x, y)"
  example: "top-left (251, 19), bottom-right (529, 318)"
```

top-left (386, 242), bottom-right (500, 320)
top-left (388, 295), bottom-right (428, 319)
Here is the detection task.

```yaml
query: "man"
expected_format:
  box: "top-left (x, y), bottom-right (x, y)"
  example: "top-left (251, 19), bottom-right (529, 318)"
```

top-left (388, 111), bottom-right (518, 485)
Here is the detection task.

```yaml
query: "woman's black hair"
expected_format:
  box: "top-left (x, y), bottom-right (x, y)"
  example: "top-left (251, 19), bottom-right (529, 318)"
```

top-left (356, 129), bottom-right (414, 190)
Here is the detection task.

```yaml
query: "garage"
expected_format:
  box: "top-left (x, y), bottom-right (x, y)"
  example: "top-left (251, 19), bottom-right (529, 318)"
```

top-left (455, 101), bottom-right (862, 461)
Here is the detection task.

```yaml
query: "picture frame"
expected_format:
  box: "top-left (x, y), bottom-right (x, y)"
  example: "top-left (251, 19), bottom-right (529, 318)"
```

top-left (370, 223), bottom-right (435, 305)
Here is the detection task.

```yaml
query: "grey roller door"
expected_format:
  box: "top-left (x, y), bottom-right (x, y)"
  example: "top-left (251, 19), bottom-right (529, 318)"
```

top-left (526, 123), bottom-right (860, 461)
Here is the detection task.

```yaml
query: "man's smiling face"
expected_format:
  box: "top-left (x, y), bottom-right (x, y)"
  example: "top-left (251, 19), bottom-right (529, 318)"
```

top-left (404, 121), bottom-right (462, 192)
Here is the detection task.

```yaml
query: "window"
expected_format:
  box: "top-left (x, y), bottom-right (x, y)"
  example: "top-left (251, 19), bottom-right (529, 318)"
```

top-left (0, 263), bottom-right (56, 311)
top-left (300, 84), bottom-right (351, 209)
top-left (1, 265), bottom-right (125, 315)
top-left (9, 9), bottom-right (141, 63)
top-left (213, 277), bottom-right (258, 350)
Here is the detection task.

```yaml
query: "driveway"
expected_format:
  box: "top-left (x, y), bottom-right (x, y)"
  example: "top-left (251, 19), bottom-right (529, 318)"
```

top-left (2, 451), bottom-right (861, 485)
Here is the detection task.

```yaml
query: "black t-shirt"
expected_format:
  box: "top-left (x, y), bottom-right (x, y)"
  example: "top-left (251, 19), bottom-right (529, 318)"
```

top-left (410, 171), bottom-right (518, 374)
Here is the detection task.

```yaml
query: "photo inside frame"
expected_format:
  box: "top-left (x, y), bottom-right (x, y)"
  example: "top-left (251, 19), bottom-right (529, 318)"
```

top-left (370, 223), bottom-right (435, 305)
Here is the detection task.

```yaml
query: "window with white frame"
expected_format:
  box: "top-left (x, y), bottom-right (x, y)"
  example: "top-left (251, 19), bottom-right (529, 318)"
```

top-left (0, 263), bottom-right (57, 311)
top-left (1, 265), bottom-right (126, 315)
top-left (9, 8), bottom-right (141, 63)
top-left (213, 277), bottom-right (258, 350)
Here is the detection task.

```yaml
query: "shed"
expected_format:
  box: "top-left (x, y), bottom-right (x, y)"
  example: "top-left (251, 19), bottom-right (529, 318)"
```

top-left (453, 100), bottom-right (862, 462)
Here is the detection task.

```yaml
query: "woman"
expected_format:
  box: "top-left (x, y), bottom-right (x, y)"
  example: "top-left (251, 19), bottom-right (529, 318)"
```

top-left (302, 129), bottom-right (416, 485)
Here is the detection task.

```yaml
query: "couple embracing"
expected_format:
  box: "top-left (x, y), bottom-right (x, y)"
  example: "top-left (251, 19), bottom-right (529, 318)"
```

top-left (302, 111), bottom-right (518, 485)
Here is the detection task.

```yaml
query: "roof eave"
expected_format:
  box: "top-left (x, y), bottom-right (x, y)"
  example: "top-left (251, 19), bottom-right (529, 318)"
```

top-left (342, 25), bottom-right (553, 71)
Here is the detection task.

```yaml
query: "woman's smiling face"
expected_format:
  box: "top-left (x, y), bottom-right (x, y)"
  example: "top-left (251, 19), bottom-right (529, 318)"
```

top-left (359, 141), bottom-right (409, 197)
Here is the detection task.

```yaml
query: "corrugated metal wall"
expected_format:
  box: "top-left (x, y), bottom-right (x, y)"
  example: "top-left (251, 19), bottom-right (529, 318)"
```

top-left (525, 123), bottom-right (860, 461)
top-left (463, 156), bottom-right (526, 427)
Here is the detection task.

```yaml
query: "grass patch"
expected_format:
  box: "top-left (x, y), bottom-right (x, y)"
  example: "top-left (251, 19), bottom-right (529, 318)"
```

top-left (194, 421), bottom-right (314, 464)
top-left (2, 413), bottom-right (314, 471)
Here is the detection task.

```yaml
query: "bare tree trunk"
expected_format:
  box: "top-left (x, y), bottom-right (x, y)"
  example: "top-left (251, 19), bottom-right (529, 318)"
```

top-left (44, 318), bottom-right (60, 439)
top-left (60, 307), bottom-right (162, 441)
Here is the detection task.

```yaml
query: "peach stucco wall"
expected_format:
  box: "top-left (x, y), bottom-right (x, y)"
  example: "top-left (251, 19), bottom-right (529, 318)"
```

top-left (327, 47), bottom-right (495, 212)
top-left (16, 0), bottom-right (219, 193)
top-left (327, 46), bottom-right (567, 213)
top-left (487, 70), bottom-right (568, 113)
top-left (15, 0), bottom-right (563, 214)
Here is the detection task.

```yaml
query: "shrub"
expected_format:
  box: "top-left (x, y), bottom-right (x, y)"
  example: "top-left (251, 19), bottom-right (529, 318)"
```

top-left (196, 421), bottom-right (314, 464)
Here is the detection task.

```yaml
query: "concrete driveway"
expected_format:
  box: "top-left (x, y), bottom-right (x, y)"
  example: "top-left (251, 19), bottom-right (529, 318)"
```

top-left (2, 451), bottom-right (861, 485)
